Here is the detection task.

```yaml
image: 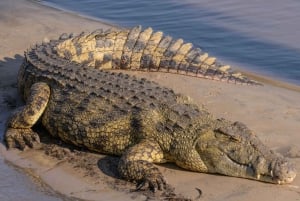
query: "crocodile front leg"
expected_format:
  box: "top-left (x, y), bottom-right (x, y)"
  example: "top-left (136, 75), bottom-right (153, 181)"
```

top-left (118, 139), bottom-right (167, 192)
top-left (5, 82), bottom-right (50, 150)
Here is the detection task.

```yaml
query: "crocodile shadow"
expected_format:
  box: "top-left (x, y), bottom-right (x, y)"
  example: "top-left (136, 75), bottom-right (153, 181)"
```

top-left (0, 54), bottom-right (24, 143)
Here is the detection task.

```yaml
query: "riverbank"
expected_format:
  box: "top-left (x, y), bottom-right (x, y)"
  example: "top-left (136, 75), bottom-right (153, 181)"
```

top-left (0, 0), bottom-right (299, 200)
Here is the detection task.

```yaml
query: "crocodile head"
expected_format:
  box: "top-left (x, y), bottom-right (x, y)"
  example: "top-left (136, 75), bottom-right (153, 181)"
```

top-left (196, 121), bottom-right (296, 184)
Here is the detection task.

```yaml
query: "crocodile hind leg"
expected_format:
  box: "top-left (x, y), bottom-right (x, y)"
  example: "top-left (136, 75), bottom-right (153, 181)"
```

top-left (118, 139), bottom-right (167, 192)
top-left (5, 82), bottom-right (50, 150)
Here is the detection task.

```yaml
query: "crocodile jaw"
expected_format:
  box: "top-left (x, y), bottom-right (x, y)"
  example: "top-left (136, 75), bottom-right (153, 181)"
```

top-left (195, 121), bottom-right (297, 184)
top-left (223, 152), bottom-right (297, 184)
top-left (234, 157), bottom-right (296, 184)
top-left (266, 159), bottom-right (297, 184)
top-left (198, 145), bottom-right (297, 184)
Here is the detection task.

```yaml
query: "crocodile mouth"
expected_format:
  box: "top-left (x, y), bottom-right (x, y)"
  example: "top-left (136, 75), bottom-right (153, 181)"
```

top-left (226, 154), bottom-right (296, 184)
top-left (255, 171), bottom-right (296, 184)
top-left (224, 154), bottom-right (259, 179)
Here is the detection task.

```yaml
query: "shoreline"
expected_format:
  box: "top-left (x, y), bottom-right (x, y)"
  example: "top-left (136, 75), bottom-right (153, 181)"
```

top-left (29, 0), bottom-right (120, 29)
top-left (240, 70), bottom-right (300, 93)
top-left (1, 0), bottom-right (300, 200)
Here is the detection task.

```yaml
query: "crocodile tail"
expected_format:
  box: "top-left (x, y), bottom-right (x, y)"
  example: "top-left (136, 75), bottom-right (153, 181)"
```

top-left (55, 25), bottom-right (261, 86)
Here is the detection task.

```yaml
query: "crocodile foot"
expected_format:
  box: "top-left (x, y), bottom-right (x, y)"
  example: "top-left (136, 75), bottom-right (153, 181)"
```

top-left (136, 167), bottom-right (167, 192)
top-left (5, 128), bottom-right (40, 150)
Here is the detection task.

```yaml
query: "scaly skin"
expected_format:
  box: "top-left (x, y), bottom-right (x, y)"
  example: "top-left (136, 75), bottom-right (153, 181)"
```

top-left (5, 26), bottom-right (296, 193)
top-left (55, 25), bottom-right (261, 85)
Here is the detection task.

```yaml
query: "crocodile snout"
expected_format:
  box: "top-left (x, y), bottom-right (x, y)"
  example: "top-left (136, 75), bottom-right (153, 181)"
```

top-left (272, 160), bottom-right (297, 184)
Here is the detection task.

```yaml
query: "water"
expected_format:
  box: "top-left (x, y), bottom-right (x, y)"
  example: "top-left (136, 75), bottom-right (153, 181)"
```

top-left (0, 158), bottom-right (63, 201)
top-left (0, 100), bottom-right (63, 201)
top-left (41, 0), bottom-right (300, 85)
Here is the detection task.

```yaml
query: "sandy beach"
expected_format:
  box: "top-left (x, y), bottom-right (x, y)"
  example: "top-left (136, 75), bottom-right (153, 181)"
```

top-left (0, 0), bottom-right (300, 200)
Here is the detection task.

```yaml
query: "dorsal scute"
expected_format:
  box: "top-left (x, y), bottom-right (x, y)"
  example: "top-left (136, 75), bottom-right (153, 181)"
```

top-left (53, 25), bottom-right (261, 85)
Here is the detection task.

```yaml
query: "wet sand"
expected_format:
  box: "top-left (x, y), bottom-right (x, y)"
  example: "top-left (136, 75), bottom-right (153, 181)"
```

top-left (0, 0), bottom-right (300, 200)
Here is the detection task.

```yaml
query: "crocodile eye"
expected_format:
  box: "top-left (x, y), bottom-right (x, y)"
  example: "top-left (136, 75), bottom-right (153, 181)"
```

top-left (215, 125), bottom-right (242, 142)
top-left (229, 135), bottom-right (240, 142)
top-left (214, 129), bottom-right (241, 142)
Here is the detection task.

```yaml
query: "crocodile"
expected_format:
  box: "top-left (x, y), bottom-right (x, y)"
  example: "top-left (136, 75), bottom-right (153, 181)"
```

top-left (5, 26), bottom-right (296, 192)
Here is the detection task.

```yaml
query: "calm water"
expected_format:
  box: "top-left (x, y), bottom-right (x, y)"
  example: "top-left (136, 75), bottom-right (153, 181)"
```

top-left (0, 158), bottom-right (63, 201)
top-left (42, 0), bottom-right (300, 85)
top-left (0, 112), bottom-right (63, 201)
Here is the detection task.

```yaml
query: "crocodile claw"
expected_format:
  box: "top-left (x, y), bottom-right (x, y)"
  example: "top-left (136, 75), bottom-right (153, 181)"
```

top-left (5, 128), bottom-right (40, 150)
top-left (136, 171), bottom-right (167, 192)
